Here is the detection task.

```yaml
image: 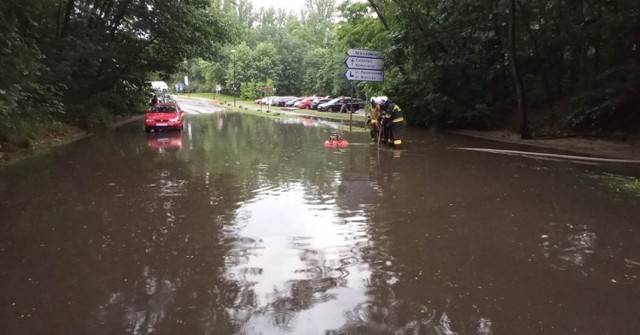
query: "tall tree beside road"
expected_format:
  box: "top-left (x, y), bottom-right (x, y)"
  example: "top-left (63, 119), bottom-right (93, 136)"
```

top-left (507, 0), bottom-right (530, 139)
top-left (334, 1), bottom-right (387, 98)
top-left (0, 0), bottom-right (233, 142)
top-left (302, 0), bottom-right (337, 46)
top-left (0, 0), bottom-right (64, 143)
top-left (169, 0), bottom-right (638, 135)
top-left (224, 43), bottom-right (253, 95)
top-left (364, 0), bottom-right (640, 133)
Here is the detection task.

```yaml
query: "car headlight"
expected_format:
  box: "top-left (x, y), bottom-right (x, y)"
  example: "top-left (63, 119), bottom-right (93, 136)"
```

top-left (170, 117), bottom-right (180, 122)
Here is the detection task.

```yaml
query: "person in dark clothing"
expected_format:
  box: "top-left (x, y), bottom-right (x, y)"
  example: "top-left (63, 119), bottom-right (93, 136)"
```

top-left (379, 97), bottom-right (405, 149)
top-left (150, 94), bottom-right (158, 106)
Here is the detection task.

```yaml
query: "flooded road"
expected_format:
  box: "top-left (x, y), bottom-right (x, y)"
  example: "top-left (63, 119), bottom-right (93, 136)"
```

top-left (1, 100), bottom-right (639, 334)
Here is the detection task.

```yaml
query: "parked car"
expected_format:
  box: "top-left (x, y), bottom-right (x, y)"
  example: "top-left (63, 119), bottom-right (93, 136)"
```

top-left (317, 98), bottom-right (340, 111)
top-left (318, 97), bottom-right (365, 112)
top-left (258, 96), bottom-right (274, 105)
top-left (266, 96), bottom-right (280, 105)
top-left (276, 96), bottom-right (297, 107)
top-left (298, 97), bottom-right (316, 109)
top-left (145, 102), bottom-right (184, 132)
top-left (310, 98), bottom-right (332, 110)
top-left (285, 97), bottom-right (303, 107)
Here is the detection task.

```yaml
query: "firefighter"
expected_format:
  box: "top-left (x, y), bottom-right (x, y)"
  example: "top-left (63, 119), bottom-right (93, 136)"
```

top-left (370, 96), bottom-right (389, 144)
top-left (379, 97), bottom-right (405, 149)
top-left (368, 96), bottom-right (382, 142)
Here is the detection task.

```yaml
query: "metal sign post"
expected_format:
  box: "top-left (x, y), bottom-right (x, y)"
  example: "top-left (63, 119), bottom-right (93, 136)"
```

top-left (257, 87), bottom-right (274, 112)
top-left (350, 82), bottom-right (354, 132)
top-left (343, 49), bottom-right (384, 131)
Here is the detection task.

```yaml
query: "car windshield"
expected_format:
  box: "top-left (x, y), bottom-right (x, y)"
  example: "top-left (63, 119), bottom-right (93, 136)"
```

top-left (150, 105), bottom-right (177, 113)
top-left (327, 98), bottom-right (341, 104)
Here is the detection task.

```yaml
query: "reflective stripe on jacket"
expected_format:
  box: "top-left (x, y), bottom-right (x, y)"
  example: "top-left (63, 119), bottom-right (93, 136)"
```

top-left (383, 103), bottom-right (404, 123)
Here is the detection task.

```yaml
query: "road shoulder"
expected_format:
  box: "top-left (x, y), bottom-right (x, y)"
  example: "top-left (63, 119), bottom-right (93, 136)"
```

top-left (451, 129), bottom-right (640, 160)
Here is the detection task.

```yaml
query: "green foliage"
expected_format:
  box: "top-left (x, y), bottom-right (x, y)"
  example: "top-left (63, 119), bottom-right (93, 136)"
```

top-left (356, 0), bottom-right (640, 134)
top-left (587, 172), bottom-right (640, 198)
top-left (240, 82), bottom-right (258, 100)
top-left (185, 0), bottom-right (342, 97)
top-left (0, 0), bottom-right (65, 142)
top-left (239, 80), bottom-right (274, 100)
top-left (0, 0), bottom-right (234, 145)
top-left (566, 65), bottom-right (640, 132)
top-left (67, 0), bottom-right (638, 137)
top-left (254, 42), bottom-right (281, 83)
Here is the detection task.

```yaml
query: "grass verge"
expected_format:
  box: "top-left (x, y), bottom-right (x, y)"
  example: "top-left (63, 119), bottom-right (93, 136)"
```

top-left (178, 94), bottom-right (370, 133)
top-left (586, 172), bottom-right (640, 198)
top-left (0, 123), bottom-right (89, 165)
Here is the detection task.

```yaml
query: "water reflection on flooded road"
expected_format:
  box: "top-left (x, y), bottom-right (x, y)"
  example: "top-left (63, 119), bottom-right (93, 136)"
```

top-left (0, 109), bottom-right (639, 334)
top-left (223, 184), bottom-right (370, 333)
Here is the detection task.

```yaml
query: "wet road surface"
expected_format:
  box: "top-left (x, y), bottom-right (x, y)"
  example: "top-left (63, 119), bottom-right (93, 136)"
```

top-left (1, 98), bottom-right (639, 334)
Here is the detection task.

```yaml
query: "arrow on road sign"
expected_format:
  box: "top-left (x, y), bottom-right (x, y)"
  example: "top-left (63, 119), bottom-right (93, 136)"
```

top-left (347, 48), bottom-right (383, 59)
top-left (344, 56), bottom-right (384, 71)
top-left (343, 69), bottom-right (384, 82)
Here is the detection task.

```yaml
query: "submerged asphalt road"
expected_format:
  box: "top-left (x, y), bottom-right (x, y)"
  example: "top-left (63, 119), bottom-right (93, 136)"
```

top-left (0, 99), bottom-right (639, 334)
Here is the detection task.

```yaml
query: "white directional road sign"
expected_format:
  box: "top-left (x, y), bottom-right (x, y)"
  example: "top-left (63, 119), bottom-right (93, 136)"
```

top-left (343, 69), bottom-right (384, 82)
top-left (347, 48), bottom-right (383, 59)
top-left (344, 56), bottom-right (384, 71)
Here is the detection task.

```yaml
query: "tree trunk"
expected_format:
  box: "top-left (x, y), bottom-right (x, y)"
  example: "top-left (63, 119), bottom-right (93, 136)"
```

top-left (518, 0), bottom-right (553, 108)
top-left (508, 0), bottom-right (531, 139)
top-left (55, 0), bottom-right (63, 38)
top-left (367, 0), bottom-right (389, 30)
top-left (60, 0), bottom-right (76, 38)
top-left (109, 0), bottom-right (134, 38)
top-left (594, 1), bottom-right (603, 75)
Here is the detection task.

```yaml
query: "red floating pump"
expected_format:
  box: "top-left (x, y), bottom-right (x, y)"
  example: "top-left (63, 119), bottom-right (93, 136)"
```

top-left (324, 139), bottom-right (349, 148)
top-left (324, 134), bottom-right (349, 148)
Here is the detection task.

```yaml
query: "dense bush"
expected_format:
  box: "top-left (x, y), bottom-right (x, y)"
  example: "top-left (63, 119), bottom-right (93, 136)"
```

top-left (0, 0), bottom-right (232, 144)
top-left (566, 65), bottom-right (640, 132)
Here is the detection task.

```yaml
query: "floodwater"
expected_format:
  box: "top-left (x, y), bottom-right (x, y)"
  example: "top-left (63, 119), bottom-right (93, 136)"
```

top-left (1, 100), bottom-right (639, 335)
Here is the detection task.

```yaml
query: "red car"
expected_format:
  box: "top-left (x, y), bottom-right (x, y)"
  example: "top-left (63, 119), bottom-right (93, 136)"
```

top-left (145, 102), bottom-right (184, 132)
top-left (297, 97), bottom-right (316, 109)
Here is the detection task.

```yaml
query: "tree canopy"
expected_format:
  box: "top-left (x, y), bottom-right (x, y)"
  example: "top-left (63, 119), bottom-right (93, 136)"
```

top-left (0, 0), bottom-right (233, 141)
top-left (2, 0), bottom-right (638, 142)
top-left (186, 0), bottom-right (639, 136)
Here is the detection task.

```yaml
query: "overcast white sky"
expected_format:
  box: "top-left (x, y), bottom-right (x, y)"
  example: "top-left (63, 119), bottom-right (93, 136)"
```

top-left (249, 0), bottom-right (305, 13)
